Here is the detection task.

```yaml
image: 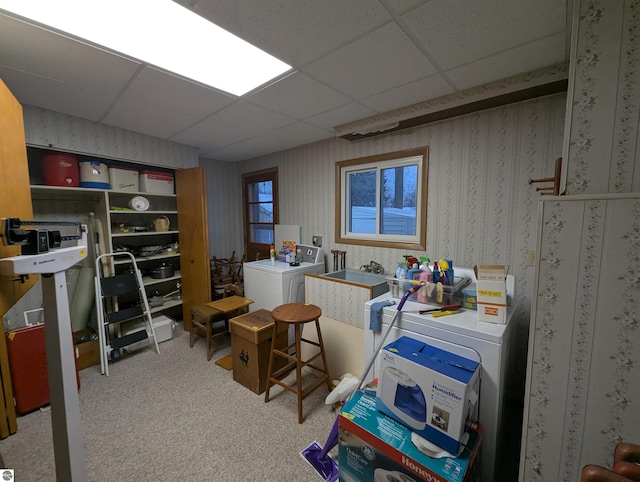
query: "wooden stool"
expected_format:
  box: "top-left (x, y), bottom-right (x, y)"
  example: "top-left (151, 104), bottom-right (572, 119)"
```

top-left (264, 303), bottom-right (332, 424)
top-left (189, 304), bottom-right (227, 361)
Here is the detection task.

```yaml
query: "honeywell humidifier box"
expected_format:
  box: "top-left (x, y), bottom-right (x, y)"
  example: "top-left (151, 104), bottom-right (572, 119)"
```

top-left (473, 265), bottom-right (508, 324)
top-left (376, 336), bottom-right (480, 455)
top-left (339, 390), bottom-right (482, 482)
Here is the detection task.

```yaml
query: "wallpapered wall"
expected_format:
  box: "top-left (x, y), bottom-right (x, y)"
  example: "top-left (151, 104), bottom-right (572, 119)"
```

top-left (519, 0), bottom-right (640, 479)
top-left (22, 105), bottom-right (199, 169)
top-left (215, 92), bottom-right (567, 327)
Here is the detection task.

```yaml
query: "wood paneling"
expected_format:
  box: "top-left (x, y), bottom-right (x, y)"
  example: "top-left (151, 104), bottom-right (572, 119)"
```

top-left (0, 78), bottom-right (33, 438)
top-left (176, 167), bottom-right (211, 329)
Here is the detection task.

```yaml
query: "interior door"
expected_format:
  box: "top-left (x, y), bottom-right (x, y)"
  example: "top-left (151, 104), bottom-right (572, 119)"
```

top-left (176, 166), bottom-right (211, 329)
top-left (242, 168), bottom-right (279, 261)
top-left (0, 78), bottom-right (33, 437)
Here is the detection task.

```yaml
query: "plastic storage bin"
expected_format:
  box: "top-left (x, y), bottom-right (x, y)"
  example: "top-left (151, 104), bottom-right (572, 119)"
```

top-left (139, 170), bottom-right (174, 194)
top-left (387, 275), bottom-right (470, 305)
top-left (109, 167), bottom-right (139, 192)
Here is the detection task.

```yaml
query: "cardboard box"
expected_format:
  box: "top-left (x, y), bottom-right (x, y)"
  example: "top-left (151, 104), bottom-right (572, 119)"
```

top-left (473, 265), bottom-right (508, 323)
top-left (229, 309), bottom-right (288, 394)
top-left (108, 167), bottom-right (139, 192)
top-left (376, 336), bottom-right (480, 455)
top-left (74, 329), bottom-right (100, 371)
top-left (339, 391), bottom-right (482, 482)
top-left (139, 170), bottom-right (174, 194)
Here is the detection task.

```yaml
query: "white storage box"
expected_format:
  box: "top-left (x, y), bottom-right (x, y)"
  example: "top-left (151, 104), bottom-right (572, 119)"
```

top-left (474, 265), bottom-right (508, 324)
top-left (122, 315), bottom-right (174, 352)
top-left (109, 167), bottom-right (139, 192)
top-left (376, 336), bottom-right (481, 455)
top-left (140, 170), bottom-right (174, 194)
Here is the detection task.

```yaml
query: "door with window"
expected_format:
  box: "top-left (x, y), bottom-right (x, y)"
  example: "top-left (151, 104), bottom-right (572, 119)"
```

top-left (242, 168), bottom-right (278, 261)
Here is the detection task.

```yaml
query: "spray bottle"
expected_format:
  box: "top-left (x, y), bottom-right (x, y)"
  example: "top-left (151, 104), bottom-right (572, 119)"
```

top-left (416, 257), bottom-right (433, 303)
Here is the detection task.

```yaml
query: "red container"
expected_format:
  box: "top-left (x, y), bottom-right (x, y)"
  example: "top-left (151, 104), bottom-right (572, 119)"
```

top-left (42, 151), bottom-right (80, 187)
top-left (6, 324), bottom-right (80, 415)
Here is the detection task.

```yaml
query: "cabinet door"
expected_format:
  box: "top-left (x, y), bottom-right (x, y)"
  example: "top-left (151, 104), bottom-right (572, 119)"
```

top-left (0, 78), bottom-right (29, 437)
top-left (176, 167), bottom-right (210, 328)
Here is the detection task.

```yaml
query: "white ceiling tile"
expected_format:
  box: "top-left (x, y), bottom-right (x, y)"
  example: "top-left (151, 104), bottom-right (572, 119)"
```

top-left (304, 21), bottom-right (438, 99)
top-left (0, 1), bottom-right (574, 162)
top-left (247, 72), bottom-right (353, 120)
top-left (359, 74), bottom-right (454, 112)
top-left (445, 33), bottom-right (568, 90)
top-left (176, 0), bottom-right (392, 65)
top-left (118, 67), bottom-right (236, 119)
top-left (305, 103), bottom-right (378, 131)
top-left (170, 101), bottom-right (295, 152)
top-left (0, 14), bottom-right (139, 95)
top-left (0, 67), bottom-right (115, 121)
top-left (102, 97), bottom-right (201, 140)
top-left (404, 0), bottom-right (568, 70)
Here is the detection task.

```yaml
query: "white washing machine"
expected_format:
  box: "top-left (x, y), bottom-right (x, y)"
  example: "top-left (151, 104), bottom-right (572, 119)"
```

top-left (243, 244), bottom-right (325, 311)
top-left (364, 267), bottom-right (517, 482)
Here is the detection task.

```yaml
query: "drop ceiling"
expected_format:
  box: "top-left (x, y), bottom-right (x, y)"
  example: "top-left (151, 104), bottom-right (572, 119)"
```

top-left (0, 0), bottom-right (572, 162)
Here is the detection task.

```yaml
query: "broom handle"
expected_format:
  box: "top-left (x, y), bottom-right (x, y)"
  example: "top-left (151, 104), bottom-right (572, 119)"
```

top-left (352, 285), bottom-right (419, 395)
top-left (317, 284), bottom-right (423, 460)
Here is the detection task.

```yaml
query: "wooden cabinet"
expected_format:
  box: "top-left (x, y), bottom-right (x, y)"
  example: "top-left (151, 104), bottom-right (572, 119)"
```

top-left (0, 78), bottom-right (25, 438)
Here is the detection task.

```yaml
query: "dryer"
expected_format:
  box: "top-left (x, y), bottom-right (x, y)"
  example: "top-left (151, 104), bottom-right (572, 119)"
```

top-left (243, 244), bottom-right (325, 311)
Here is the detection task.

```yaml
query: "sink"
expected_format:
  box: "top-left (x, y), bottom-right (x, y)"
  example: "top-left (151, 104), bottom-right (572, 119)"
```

top-left (320, 269), bottom-right (389, 298)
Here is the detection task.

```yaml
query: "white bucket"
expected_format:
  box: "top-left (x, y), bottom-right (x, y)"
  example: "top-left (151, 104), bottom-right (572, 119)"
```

top-left (79, 161), bottom-right (110, 189)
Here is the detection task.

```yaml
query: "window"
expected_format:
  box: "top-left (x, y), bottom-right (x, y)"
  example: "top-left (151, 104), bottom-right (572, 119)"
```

top-left (243, 168), bottom-right (279, 261)
top-left (335, 148), bottom-right (428, 249)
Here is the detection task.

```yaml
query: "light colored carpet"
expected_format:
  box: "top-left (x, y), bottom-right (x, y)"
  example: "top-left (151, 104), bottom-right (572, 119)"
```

top-left (0, 329), bottom-right (338, 481)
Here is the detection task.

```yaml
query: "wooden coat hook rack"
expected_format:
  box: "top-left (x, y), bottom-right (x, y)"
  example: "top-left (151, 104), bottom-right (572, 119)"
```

top-left (529, 157), bottom-right (562, 195)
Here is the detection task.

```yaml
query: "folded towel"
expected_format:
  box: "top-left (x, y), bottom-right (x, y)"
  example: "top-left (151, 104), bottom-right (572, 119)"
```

top-left (369, 300), bottom-right (396, 332)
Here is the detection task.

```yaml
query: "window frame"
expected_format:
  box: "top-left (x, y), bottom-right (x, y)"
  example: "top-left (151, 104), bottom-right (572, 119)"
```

top-left (242, 167), bottom-right (279, 261)
top-left (335, 147), bottom-right (428, 250)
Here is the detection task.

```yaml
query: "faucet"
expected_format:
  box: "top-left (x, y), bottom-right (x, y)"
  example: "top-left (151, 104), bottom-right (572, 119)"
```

top-left (360, 260), bottom-right (384, 274)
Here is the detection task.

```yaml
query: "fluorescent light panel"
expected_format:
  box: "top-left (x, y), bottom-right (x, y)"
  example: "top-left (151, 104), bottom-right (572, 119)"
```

top-left (0, 0), bottom-right (291, 96)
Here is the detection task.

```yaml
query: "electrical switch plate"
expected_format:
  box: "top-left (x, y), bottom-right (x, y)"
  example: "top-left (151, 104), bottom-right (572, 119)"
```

top-left (312, 235), bottom-right (322, 247)
top-left (526, 249), bottom-right (536, 267)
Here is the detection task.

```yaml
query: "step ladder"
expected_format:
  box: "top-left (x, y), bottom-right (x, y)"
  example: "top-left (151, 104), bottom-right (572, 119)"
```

top-left (94, 252), bottom-right (160, 376)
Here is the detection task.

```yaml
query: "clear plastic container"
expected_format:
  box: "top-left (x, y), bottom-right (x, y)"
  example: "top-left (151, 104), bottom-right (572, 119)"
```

top-left (386, 275), bottom-right (471, 305)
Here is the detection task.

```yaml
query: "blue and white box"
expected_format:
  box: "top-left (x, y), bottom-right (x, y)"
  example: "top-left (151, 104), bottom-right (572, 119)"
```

top-left (376, 336), bottom-right (480, 455)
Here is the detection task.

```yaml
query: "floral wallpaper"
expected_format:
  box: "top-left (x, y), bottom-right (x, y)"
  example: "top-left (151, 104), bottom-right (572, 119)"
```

top-left (521, 195), bottom-right (640, 481)
top-left (565, 0), bottom-right (640, 194)
top-left (520, 0), bottom-right (640, 479)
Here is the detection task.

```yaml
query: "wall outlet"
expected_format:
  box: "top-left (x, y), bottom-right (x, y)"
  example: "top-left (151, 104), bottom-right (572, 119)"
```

top-left (526, 249), bottom-right (536, 267)
top-left (312, 235), bottom-right (322, 247)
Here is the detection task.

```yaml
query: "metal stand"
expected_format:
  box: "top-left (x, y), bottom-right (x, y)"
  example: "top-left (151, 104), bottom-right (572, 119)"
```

top-left (42, 271), bottom-right (88, 481)
top-left (0, 225), bottom-right (88, 481)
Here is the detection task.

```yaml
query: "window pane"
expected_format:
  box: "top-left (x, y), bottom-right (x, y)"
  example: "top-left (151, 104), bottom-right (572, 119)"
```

top-left (248, 181), bottom-right (272, 203)
top-left (348, 170), bottom-right (377, 233)
top-left (250, 225), bottom-right (274, 244)
top-left (380, 165), bottom-right (417, 235)
top-left (249, 202), bottom-right (273, 223)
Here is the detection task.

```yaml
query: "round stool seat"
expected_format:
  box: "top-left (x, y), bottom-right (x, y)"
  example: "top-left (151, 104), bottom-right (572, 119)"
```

top-left (264, 302), bottom-right (331, 424)
top-left (271, 303), bottom-right (322, 326)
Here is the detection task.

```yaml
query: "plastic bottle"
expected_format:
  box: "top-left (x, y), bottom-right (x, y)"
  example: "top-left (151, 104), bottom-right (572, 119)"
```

top-left (416, 268), bottom-right (433, 303)
top-left (396, 261), bottom-right (407, 280)
top-left (407, 262), bottom-right (422, 282)
top-left (269, 244), bottom-right (276, 263)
